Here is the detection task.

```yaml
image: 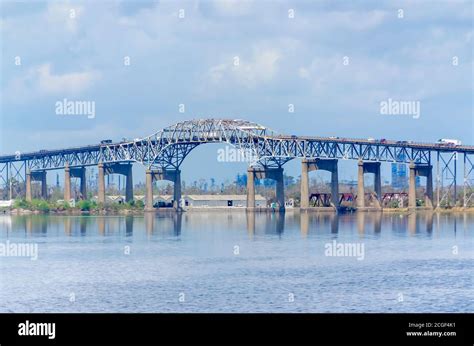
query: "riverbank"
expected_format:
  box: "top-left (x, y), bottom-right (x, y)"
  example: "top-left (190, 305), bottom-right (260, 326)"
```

top-left (2, 199), bottom-right (145, 216)
top-left (4, 206), bottom-right (474, 215)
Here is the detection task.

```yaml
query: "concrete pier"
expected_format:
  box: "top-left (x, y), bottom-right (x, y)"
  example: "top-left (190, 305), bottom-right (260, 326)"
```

top-left (357, 160), bottom-right (381, 209)
top-left (125, 164), bottom-right (133, 203)
top-left (97, 162), bottom-right (134, 204)
top-left (145, 168), bottom-right (182, 211)
top-left (246, 167), bottom-right (256, 209)
top-left (357, 160), bottom-right (365, 208)
top-left (275, 170), bottom-right (285, 211)
top-left (40, 172), bottom-right (47, 199)
top-left (25, 170), bottom-right (48, 201)
top-left (300, 158), bottom-right (338, 209)
top-left (409, 163), bottom-right (433, 209)
top-left (145, 169), bottom-right (154, 211)
top-left (98, 163), bottom-right (105, 204)
top-left (247, 167), bottom-right (285, 211)
top-left (25, 170), bottom-right (32, 202)
top-left (70, 167), bottom-right (87, 199)
top-left (301, 162), bottom-right (309, 209)
top-left (64, 164), bottom-right (71, 202)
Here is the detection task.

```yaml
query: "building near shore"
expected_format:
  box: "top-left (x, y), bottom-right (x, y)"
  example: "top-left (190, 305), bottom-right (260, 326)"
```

top-left (183, 194), bottom-right (266, 208)
top-left (93, 194), bottom-right (267, 208)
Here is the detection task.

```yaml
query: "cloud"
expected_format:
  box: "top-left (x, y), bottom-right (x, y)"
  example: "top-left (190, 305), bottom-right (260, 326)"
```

top-left (322, 10), bottom-right (387, 31)
top-left (210, 0), bottom-right (255, 16)
top-left (207, 49), bottom-right (280, 89)
top-left (45, 2), bottom-right (85, 33)
top-left (4, 64), bottom-right (100, 101)
top-left (297, 34), bottom-right (472, 112)
top-left (36, 64), bottom-right (100, 94)
top-left (1, 0), bottom-right (472, 154)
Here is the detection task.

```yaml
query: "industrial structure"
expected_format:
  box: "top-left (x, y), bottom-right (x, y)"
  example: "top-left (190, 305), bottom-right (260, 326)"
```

top-left (0, 119), bottom-right (473, 211)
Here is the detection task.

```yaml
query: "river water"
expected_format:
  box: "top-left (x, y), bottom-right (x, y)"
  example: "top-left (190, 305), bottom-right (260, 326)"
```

top-left (0, 211), bottom-right (472, 312)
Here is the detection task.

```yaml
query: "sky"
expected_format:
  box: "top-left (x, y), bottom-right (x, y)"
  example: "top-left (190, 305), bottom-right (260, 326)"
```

top-left (0, 0), bottom-right (473, 184)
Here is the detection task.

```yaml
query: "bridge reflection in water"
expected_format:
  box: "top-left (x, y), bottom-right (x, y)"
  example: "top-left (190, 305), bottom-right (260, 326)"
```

top-left (2, 212), bottom-right (472, 239)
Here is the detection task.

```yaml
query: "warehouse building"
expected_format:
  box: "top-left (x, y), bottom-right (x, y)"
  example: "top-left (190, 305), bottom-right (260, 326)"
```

top-left (94, 194), bottom-right (267, 208)
top-left (183, 194), bottom-right (267, 208)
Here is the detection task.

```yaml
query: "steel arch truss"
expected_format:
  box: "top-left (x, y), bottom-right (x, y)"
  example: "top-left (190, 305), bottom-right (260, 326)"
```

top-left (0, 119), bottom-right (471, 180)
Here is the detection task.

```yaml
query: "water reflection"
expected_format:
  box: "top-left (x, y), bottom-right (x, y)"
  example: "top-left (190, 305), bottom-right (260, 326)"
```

top-left (0, 211), bottom-right (471, 240)
top-left (145, 212), bottom-right (182, 237)
top-left (245, 212), bottom-right (285, 237)
top-left (356, 212), bottom-right (382, 235)
top-left (26, 217), bottom-right (47, 235)
top-left (125, 216), bottom-right (133, 237)
top-left (299, 212), bottom-right (339, 236)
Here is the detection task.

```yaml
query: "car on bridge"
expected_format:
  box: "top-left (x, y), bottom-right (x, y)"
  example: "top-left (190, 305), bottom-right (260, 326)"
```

top-left (396, 140), bottom-right (412, 145)
top-left (100, 139), bottom-right (112, 144)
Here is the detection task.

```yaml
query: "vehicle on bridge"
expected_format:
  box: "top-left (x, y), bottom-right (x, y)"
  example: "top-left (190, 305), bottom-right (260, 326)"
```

top-left (437, 138), bottom-right (461, 146)
top-left (100, 139), bottom-right (113, 144)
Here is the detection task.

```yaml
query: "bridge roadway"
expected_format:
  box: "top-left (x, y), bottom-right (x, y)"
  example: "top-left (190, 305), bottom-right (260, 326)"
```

top-left (0, 119), bottom-right (473, 210)
top-left (1, 135), bottom-right (473, 165)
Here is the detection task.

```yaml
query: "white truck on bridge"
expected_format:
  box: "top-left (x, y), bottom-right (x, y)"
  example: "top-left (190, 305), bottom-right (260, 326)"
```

top-left (437, 138), bottom-right (462, 146)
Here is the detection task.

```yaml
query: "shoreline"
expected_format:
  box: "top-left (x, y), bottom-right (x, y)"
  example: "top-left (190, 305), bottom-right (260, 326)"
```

top-left (3, 206), bottom-right (474, 216)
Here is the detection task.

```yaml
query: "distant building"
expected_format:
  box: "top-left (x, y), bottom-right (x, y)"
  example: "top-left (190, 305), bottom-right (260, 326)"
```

top-left (391, 152), bottom-right (421, 190)
top-left (392, 153), bottom-right (408, 190)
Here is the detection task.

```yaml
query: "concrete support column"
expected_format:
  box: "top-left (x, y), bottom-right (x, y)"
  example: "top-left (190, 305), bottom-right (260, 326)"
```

top-left (300, 161), bottom-right (309, 209)
top-left (125, 164), bottom-right (133, 203)
top-left (425, 168), bottom-right (433, 208)
top-left (41, 172), bottom-right (47, 199)
top-left (246, 168), bottom-right (255, 209)
top-left (330, 165), bottom-right (339, 208)
top-left (301, 158), bottom-right (338, 209)
top-left (26, 170), bottom-right (32, 202)
top-left (173, 169), bottom-right (182, 210)
top-left (80, 168), bottom-right (86, 199)
top-left (275, 168), bottom-right (285, 211)
top-left (98, 163), bottom-right (105, 204)
top-left (373, 163), bottom-right (382, 208)
top-left (145, 169), bottom-right (154, 211)
top-left (357, 160), bottom-right (365, 208)
top-left (409, 164), bottom-right (433, 209)
top-left (408, 163), bottom-right (417, 209)
top-left (64, 164), bottom-right (71, 202)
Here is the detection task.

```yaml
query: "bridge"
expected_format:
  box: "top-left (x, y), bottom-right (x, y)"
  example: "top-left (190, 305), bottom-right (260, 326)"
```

top-left (1, 118), bottom-right (473, 211)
